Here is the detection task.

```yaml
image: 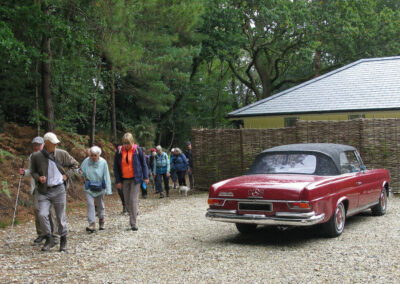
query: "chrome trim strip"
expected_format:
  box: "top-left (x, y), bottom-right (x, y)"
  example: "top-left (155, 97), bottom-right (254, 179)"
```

top-left (206, 209), bottom-right (325, 226)
top-left (275, 212), bottom-right (315, 218)
top-left (207, 209), bottom-right (237, 214)
top-left (209, 198), bottom-right (312, 203)
top-left (347, 201), bottom-right (379, 216)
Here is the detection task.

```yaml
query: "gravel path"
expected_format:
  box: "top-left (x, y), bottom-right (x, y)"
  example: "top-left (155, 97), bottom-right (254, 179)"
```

top-left (1, 192), bottom-right (400, 283)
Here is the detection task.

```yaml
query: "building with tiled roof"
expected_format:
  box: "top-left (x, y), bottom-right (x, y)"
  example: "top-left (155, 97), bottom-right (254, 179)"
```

top-left (227, 56), bottom-right (400, 128)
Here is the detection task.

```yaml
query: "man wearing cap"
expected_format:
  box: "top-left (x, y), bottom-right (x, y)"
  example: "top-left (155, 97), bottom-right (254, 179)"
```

top-left (30, 132), bottom-right (79, 252)
top-left (153, 145), bottom-right (170, 198)
top-left (19, 136), bottom-right (58, 244)
top-left (184, 141), bottom-right (194, 189)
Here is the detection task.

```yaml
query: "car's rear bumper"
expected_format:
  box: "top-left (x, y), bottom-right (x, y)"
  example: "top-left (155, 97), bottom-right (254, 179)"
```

top-left (206, 209), bottom-right (325, 226)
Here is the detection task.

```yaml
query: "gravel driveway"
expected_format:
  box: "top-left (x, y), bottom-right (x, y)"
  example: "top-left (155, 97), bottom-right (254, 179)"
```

top-left (1, 192), bottom-right (400, 283)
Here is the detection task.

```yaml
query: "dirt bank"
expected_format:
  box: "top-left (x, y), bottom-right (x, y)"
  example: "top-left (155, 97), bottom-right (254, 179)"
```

top-left (0, 123), bottom-right (115, 227)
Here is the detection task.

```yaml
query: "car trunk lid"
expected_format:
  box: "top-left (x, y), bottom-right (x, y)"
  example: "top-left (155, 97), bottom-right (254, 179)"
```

top-left (213, 174), bottom-right (329, 200)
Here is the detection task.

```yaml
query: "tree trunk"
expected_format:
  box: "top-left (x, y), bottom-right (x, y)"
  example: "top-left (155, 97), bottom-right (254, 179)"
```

top-left (35, 61), bottom-right (40, 136)
top-left (90, 65), bottom-right (102, 147)
top-left (90, 97), bottom-right (96, 147)
top-left (41, 33), bottom-right (54, 132)
top-left (167, 119), bottom-right (175, 150)
top-left (110, 67), bottom-right (117, 142)
top-left (314, 49), bottom-right (322, 76)
top-left (254, 51), bottom-right (272, 99)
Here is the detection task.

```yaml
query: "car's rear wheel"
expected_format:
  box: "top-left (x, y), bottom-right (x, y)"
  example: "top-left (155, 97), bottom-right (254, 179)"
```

top-left (371, 189), bottom-right (387, 216)
top-left (235, 223), bottom-right (257, 234)
top-left (323, 202), bottom-right (346, 238)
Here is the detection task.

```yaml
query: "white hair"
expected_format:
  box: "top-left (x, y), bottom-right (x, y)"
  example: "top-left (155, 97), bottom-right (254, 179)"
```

top-left (156, 145), bottom-right (162, 151)
top-left (90, 146), bottom-right (102, 156)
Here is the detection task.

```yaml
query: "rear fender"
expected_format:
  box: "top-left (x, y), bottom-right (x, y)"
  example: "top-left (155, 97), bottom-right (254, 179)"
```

top-left (336, 197), bottom-right (349, 215)
top-left (324, 196), bottom-right (348, 222)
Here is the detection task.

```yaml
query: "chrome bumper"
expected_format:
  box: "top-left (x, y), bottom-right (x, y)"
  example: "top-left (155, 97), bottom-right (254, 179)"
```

top-left (206, 209), bottom-right (325, 226)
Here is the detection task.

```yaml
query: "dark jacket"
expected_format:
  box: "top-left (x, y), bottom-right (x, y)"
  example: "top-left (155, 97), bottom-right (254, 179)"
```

top-left (30, 148), bottom-right (79, 194)
top-left (113, 145), bottom-right (149, 184)
top-left (149, 155), bottom-right (155, 174)
top-left (184, 149), bottom-right (193, 168)
top-left (172, 153), bottom-right (188, 172)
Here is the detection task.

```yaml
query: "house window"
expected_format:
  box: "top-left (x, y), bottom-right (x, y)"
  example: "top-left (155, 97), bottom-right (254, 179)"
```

top-left (284, 117), bottom-right (299, 127)
top-left (348, 114), bottom-right (365, 120)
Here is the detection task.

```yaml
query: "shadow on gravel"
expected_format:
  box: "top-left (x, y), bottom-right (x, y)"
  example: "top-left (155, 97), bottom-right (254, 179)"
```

top-left (208, 210), bottom-right (379, 247)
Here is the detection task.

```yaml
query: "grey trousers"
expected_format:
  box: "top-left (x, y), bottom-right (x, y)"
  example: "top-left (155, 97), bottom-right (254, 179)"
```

top-left (33, 189), bottom-right (58, 237)
top-left (38, 184), bottom-right (68, 237)
top-left (122, 180), bottom-right (140, 227)
top-left (85, 192), bottom-right (105, 225)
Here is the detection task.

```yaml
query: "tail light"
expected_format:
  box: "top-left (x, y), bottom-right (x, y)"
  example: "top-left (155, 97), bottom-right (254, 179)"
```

top-left (208, 199), bottom-right (225, 206)
top-left (287, 201), bottom-right (312, 210)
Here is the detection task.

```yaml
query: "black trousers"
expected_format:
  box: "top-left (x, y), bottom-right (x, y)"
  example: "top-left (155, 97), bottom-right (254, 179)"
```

top-left (177, 171), bottom-right (187, 186)
top-left (155, 173), bottom-right (169, 193)
top-left (117, 187), bottom-right (125, 208)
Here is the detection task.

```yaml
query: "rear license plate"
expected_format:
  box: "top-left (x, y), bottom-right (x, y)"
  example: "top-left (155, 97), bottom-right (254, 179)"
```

top-left (238, 202), bottom-right (272, 212)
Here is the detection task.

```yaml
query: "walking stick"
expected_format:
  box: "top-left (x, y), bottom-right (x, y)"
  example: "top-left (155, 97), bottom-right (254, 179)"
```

top-left (8, 159), bottom-right (25, 242)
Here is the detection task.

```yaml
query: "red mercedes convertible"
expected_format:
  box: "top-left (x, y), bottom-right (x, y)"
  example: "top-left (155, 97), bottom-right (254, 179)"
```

top-left (206, 143), bottom-right (390, 237)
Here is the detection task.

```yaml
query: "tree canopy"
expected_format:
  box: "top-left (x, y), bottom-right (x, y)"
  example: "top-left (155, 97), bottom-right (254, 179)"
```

top-left (1, 0), bottom-right (399, 149)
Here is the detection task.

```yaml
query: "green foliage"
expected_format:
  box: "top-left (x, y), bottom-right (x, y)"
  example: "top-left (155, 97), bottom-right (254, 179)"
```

top-left (1, 180), bottom-right (11, 199)
top-left (1, 0), bottom-right (400, 148)
top-left (0, 149), bottom-right (14, 164)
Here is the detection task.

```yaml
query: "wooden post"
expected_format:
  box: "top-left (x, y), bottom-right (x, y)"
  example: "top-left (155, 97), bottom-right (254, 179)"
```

top-left (240, 129), bottom-right (245, 174)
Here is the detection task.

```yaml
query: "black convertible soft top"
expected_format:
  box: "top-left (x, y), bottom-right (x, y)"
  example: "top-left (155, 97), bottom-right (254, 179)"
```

top-left (262, 143), bottom-right (358, 174)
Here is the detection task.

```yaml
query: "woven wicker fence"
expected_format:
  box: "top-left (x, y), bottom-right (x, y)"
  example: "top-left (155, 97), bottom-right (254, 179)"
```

top-left (192, 118), bottom-right (400, 193)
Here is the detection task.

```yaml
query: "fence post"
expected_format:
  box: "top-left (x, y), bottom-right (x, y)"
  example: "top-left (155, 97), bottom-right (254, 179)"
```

top-left (240, 129), bottom-right (245, 173)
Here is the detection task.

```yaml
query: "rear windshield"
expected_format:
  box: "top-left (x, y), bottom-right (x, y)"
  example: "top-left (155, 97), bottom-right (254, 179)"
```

top-left (247, 152), bottom-right (338, 176)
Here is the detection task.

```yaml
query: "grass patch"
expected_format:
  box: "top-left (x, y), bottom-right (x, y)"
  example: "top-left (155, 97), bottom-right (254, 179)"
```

top-left (0, 220), bottom-right (8, 229)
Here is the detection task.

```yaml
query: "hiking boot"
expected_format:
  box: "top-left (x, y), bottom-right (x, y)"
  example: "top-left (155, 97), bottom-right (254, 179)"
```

top-left (53, 235), bottom-right (59, 245)
top-left (159, 192), bottom-right (164, 198)
top-left (122, 206), bottom-right (127, 214)
top-left (131, 225), bottom-right (138, 231)
top-left (34, 235), bottom-right (46, 244)
top-left (166, 191), bottom-right (169, 197)
top-left (59, 236), bottom-right (67, 252)
top-left (41, 234), bottom-right (55, 252)
top-left (86, 223), bottom-right (96, 233)
top-left (99, 219), bottom-right (105, 230)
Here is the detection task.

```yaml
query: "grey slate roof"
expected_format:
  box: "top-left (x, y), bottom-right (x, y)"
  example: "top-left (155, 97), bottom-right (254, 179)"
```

top-left (228, 56), bottom-right (400, 118)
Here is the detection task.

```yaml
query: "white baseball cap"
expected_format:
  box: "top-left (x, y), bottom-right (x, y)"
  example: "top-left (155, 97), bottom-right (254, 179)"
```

top-left (43, 132), bottom-right (60, 144)
top-left (31, 136), bottom-right (44, 144)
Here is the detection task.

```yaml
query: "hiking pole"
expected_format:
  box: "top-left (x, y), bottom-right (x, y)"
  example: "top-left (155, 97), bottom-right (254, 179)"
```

top-left (8, 159), bottom-right (25, 242)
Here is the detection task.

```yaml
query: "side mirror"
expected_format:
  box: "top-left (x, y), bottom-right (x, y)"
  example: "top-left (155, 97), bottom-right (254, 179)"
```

top-left (360, 165), bottom-right (366, 171)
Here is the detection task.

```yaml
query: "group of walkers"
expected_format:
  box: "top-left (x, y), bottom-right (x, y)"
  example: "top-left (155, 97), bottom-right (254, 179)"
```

top-left (20, 131), bottom-right (194, 252)
top-left (150, 143), bottom-right (193, 199)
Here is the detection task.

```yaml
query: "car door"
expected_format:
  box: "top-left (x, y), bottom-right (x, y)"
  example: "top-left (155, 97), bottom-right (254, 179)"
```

top-left (340, 151), bottom-right (379, 207)
top-left (337, 151), bottom-right (361, 210)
